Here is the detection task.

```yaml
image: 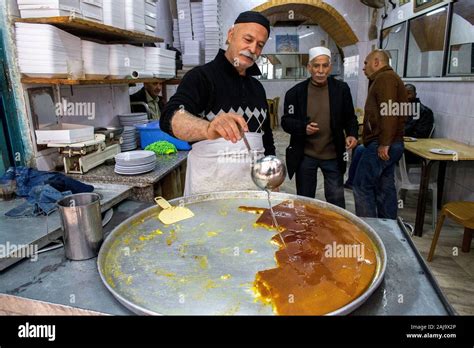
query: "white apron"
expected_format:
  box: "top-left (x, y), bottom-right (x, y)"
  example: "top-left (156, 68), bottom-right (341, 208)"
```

top-left (184, 133), bottom-right (264, 196)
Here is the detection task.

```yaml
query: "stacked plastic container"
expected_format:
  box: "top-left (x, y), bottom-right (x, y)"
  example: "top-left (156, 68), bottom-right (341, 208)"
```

top-left (125, 0), bottom-right (146, 34)
top-left (17, 0), bottom-right (81, 18)
top-left (145, 47), bottom-right (176, 78)
top-left (172, 19), bottom-right (181, 52)
top-left (145, 0), bottom-right (157, 36)
top-left (82, 40), bottom-right (109, 78)
top-left (126, 45), bottom-right (147, 78)
top-left (182, 40), bottom-right (201, 67)
top-left (203, 0), bottom-right (221, 63)
top-left (176, 0), bottom-right (192, 53)
top-left (108, 44), bottom-right (129, 78)
top-left (15, 22), bottom-right (83, 78)
top-left (102, 0), bottom-right (125, 29)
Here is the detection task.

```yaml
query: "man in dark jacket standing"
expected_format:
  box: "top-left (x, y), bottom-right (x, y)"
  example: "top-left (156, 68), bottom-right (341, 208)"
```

top-left (281, 46), bottom-right (358, 208)
top-left (353, 50), bottom-right (408, 219)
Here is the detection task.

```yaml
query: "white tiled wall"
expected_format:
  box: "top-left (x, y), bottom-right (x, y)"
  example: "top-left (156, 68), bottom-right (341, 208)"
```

top-left (403, 82), bottom-right (474, 202)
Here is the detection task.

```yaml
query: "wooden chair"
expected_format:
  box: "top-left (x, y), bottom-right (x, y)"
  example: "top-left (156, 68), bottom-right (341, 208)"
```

top-left (273, 97), bottom-right (280, 127)
top-left (427, 201), bottom-right (474, 261)
top-left (266, 99), bottom-right (276, 129)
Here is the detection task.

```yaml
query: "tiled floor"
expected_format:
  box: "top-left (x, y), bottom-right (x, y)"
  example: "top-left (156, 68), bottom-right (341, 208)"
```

top-left (272, 128), bottom-right (474, 315)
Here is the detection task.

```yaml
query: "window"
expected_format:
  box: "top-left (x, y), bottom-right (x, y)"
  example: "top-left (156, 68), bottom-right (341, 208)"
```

top-left (447, 0), bottom-right (474, 75)
top-left (406, 6), bottom-right (448, 77)
top-left (381, 23), bottom-right (407, 75)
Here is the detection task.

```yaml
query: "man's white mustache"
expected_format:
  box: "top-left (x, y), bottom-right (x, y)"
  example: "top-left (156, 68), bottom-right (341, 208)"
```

top-left (240, 50), bottom-right (257, 62)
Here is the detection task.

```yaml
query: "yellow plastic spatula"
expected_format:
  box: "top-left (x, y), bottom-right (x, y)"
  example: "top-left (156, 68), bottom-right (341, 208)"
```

top-left (155, 196), bottom-right (194, 225)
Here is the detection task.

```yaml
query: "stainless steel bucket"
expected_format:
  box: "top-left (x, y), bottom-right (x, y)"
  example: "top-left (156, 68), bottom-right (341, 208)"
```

top-left (57, 193), bottom-right (103, 261)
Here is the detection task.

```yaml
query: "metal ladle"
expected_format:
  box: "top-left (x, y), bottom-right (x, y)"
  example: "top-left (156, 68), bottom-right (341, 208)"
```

top-left (241, 132), bottom-right (288, 249)
top-left (240, 132), bottom-right (287, 191)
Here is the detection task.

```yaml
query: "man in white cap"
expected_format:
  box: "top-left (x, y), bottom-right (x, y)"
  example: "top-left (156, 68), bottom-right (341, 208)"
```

top-left (281, 46), bottom-right (358, 208)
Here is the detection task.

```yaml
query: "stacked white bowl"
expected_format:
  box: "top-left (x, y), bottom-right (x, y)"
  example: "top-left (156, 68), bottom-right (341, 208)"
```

top-left (82, 40), bottom-right (109, 78)
top-left (125, 0), bottom-right (145, 34)
top-left (15, 22), bottom-right (83, 79)
top-left (108, 44), bottom-right (129, 78)
top-left (145, 47), bottom-right (176, 78)
top-left (103, 0), bottom-right (125, 29)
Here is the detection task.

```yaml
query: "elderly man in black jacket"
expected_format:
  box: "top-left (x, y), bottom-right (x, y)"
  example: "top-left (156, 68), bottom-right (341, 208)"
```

top-left (281, 46), bottom-right (358, 208)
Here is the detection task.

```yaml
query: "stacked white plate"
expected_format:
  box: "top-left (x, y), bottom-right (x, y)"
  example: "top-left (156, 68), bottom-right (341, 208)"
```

top-left (15, 23), bottom-right (83, 78)
top-left (183, 40), bottom-right (202, 67)
top-left (82, 40), bottom-right (109, 78)
top-left (103, 0), bottom-right (125, 29)
top-left (203, 0), bottom-right (221, 63)
top-left (119, 113), bottom-right (149, 127)
top-left (114, 150), bottom-right (156, 175)
top-left (120, 126), bottom-right (138, 152)
top-left (177, 0), bottom-right (192, 53)
top-left (108, 44), bottom-right (129, 78)
top-left (17, 0), bottom-right (81, 18)
top-left (125, 0), bottom-right (145, 33)
top-left (80, 0), bottom-right (103, 23)
top-left (125, 45), bottom-right (147, 77)
top-left (145, 47), bottom-right (176, 78)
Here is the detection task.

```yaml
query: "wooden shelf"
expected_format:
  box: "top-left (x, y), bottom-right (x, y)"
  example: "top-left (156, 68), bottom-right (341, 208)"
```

top-left (13, 16), bottom-right (163, 44)
top-left (21, 77), bottom-right (168, 85)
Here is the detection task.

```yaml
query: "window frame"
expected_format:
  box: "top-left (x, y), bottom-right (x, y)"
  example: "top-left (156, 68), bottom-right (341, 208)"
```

top-left (379, 2), bottom-right (474, 78)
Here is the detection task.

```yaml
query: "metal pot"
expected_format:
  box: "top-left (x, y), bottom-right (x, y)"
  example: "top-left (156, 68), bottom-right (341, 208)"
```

top-left (98, 191), bottom-right (387, 315)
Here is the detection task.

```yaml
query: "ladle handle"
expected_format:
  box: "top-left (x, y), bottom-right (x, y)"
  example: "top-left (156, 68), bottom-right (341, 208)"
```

top-left (242, 132), bottom-right (252, 153)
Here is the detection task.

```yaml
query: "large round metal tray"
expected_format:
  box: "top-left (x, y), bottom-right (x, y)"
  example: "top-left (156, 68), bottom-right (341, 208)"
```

top-left (98, 191), bottom-right (387, 315)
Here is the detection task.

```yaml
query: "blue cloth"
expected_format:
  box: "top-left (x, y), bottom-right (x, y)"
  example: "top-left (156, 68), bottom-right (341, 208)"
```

top-left (1, 166), bottom-right (93, 197)
top-left (353, 141), bottom-right (404, 219)
top-left (345, 145), bottom-right (366, 187)
top-left (5, 184), bottom-right (72, 218)
top-left (295, 156), bottom-right (345, 209)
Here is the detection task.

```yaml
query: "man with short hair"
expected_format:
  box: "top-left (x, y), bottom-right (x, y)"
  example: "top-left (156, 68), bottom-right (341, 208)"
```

top-left (353, 49), bottom-right (408, 219)
top-left (281, 46), bottom-right (358, 208)
top-left (404, 83), bottom-right (434, 139)
top-left (130, 81), bottom-right (164, 120)
top-left (160, 11), bottom-right (275, 196)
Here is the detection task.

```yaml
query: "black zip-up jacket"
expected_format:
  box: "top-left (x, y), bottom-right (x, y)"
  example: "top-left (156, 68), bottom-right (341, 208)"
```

top-left (160, 49), bottom-right (275, 155)
top-left (281, 77), bottom-right (358, 179)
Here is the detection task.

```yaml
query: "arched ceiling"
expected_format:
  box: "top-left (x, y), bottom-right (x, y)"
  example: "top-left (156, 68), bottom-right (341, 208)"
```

top-left (253, 0), bottom-right (359, 48)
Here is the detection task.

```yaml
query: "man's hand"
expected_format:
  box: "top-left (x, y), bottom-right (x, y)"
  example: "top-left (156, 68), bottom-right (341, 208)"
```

top-left (345, 136), bottom-right (358, 150)
top-left (206, 113), bottom-right (248, 143)
top-left (378, 145), bottom-right (390, 161)
top-left (306, 122), bottom-right (319, 135)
